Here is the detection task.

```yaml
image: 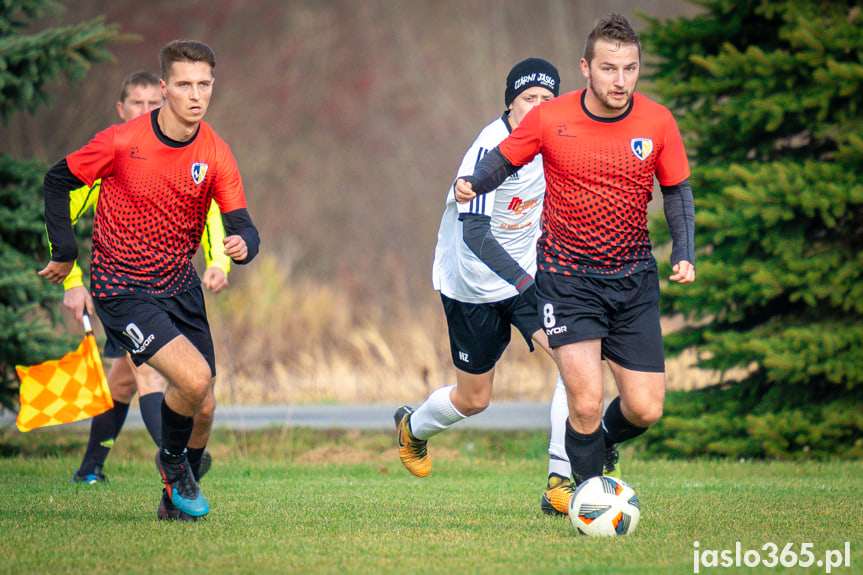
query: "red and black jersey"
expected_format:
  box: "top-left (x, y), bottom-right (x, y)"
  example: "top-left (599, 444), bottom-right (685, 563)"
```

top-left (66, 110), bottom-right (247, 298)
top-left (499, 90), bottom-right (690, 278)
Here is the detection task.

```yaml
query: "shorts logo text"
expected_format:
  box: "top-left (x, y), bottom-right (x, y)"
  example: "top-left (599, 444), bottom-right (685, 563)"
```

top-left (123, 322), bottom-right (155, 355)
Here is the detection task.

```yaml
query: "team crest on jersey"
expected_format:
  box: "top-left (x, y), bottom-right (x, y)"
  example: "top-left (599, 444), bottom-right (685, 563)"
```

top-left (191, 162), bottom-right (209, 185)
top-left (630, 138), bottom-right (653, 161)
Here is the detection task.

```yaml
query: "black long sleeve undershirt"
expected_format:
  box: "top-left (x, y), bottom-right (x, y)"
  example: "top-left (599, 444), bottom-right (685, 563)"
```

top-left (460, 213), bottom-right (533, 293)
top-left (222, 208), bottom-right (260, 264)
top-left (460, 147), bottom-right (519, 196)
top-left (44, 158), bottom-right (84, 262)
top-left (660, 178), bottom-right (696, 268)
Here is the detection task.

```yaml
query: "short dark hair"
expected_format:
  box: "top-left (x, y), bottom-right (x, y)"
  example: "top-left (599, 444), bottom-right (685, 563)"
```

top-left (159, 39), bottom-right (216, 80)
top-left (583, 13), bottom-right (641, 63)
top-left (119, 71), bottom-right (160, 102)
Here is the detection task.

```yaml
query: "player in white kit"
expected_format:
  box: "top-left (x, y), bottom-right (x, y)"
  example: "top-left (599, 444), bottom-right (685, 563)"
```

top-left (394, 60), bottom-right (574, 510)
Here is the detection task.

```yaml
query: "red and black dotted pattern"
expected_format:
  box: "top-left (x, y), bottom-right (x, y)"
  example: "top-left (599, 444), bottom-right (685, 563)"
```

top-left (501, 91), bottom-right (689, 278)
top-left (67, 113), bottom-right (246, 298)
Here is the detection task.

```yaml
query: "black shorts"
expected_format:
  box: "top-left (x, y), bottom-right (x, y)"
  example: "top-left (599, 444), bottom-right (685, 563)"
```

top-left (93, 287), bottom-right (216, 376)
top-left (441, 291), bottom-right (539, 375)
top-left (103, 330), bottom-right (126, 359)
top-left (536, 268), bottom-right (664, 373)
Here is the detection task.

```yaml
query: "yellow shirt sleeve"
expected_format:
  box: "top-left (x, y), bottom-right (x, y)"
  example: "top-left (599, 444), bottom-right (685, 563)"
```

top-left (54, 181), bottom-right (100, 290)
top-left (200, 200), bottom-right (231, 275)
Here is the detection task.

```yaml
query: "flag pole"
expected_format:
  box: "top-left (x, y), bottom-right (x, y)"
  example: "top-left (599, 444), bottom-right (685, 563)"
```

top-left (82, 311), bottom-right (93, 335)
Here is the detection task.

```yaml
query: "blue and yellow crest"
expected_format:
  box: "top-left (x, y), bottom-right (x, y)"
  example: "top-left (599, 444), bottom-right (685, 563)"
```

top-left (630, 138), bottom-right (653, 161)
top-left (191, 162), bottom-right (209, 185)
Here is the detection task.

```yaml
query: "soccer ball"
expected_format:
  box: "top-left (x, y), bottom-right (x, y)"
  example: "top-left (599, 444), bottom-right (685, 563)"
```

top-left (569, 476), bottom-right (640, 536)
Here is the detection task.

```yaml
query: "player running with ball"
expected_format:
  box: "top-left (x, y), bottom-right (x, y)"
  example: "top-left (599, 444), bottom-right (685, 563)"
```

top-left (456, 14), bottom-right (696, 510)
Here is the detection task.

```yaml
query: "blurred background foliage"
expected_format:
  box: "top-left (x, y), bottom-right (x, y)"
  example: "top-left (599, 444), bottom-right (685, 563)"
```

top-left (642, 0), bottom-right (862, 457)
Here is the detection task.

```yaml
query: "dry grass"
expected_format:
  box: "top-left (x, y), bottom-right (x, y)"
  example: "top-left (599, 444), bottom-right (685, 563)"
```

top-left (203, 252), bottom-right (734, 406)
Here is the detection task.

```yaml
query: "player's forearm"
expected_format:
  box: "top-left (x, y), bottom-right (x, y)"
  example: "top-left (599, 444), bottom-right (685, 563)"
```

top-left (461, 147), bottom-right (520, 196)
top-left (661, 179), bottom-right (695, 267)
top-left (222, 208), bottom-right (260, 264)
top-left (44, 159), bottom-right (84, 262)
top-left (461, 214), bottom-right (533, 292)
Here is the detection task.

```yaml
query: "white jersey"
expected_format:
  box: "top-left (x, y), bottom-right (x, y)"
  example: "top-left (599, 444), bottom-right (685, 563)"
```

top-left (432, 114), bottom-right (545, 303)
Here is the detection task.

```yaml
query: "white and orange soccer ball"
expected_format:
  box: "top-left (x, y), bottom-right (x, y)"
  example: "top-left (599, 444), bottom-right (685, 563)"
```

top-left (568, 475), bottom-right (640, 536)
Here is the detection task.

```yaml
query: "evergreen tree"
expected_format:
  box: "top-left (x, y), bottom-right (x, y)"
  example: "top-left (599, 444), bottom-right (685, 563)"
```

top-left (637, 1), bottom-right (863, 456)
top-left (0, 1), bottom-right (124, 410)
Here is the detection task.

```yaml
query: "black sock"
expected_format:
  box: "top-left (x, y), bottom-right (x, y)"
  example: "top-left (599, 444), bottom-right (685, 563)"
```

top-left (564, 418), bottom-right (605, 485)
top-left (139, 392), bottom-right (164, 447)
top-left (112, 400), bottom-right (130, 437)
top-left (187, 447), bottom-right (205, 480)
top-left (602, 397), bottom-right (648, 447)
top-left (160, 400), bottom-right (194, 463)
top-left (78, 401), bottom-right (130, 476)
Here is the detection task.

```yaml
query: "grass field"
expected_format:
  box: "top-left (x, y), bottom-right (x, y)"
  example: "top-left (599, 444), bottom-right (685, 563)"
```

top-left (0, 427), bottom-right (859, 575)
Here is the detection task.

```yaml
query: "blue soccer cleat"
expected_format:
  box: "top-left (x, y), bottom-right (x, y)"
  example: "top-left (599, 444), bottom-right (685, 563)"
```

top-left (72, 467), bottom-right (108, 484)
top-left (155, 451), bottom-right (209, 517)
top-left (157, 488), bottom-right (199, 522)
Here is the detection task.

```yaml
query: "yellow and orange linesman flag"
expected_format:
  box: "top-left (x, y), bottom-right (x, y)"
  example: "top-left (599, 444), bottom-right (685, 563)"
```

top-left (15, 312), bottom-right (113, 432)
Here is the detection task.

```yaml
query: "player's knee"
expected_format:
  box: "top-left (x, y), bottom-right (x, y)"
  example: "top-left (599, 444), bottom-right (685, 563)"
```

top-left (190, 379), bottom-right (211, 404)
top-left (628, 403), bottom-right (663, 428)
top-left (572, 400), bottom-right (604, 424)
top-left (181, 364), bottom-right (212, 405)
top-left (196, 392), bottom-right (216, 422)
top-left (107, 361), bottom-right (136, 402)
top-left (644, 404), bottom-right (663, 426)
top-left (195, 405), bottom-right (214, 426)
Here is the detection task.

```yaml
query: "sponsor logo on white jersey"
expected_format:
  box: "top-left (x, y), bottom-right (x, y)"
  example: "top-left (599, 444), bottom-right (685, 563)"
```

top-left (507, 196), bottom-right (540, 215)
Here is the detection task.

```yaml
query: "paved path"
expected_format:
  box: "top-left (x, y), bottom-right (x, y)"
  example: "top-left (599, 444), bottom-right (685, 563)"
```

top-left (0, 402), bottom-right (553, 431)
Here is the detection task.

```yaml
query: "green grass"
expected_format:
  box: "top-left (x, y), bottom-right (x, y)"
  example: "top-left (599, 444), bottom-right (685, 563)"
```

top-left (0, 427), bottom-right (860, 575)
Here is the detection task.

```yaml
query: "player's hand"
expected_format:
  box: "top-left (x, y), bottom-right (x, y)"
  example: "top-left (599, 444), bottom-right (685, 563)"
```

top-left (670, 260), bottom-right (695, 284)
top-left (63, 285), bottom-right (94, 323)
top-left (223, 235), bottom-right (248, 263)
top-left (202, 266), bottom-right (228, 293)
top-left (455, 178), bottom-right (476, 204)
top-left (38, 260), bottom-right (74, 285)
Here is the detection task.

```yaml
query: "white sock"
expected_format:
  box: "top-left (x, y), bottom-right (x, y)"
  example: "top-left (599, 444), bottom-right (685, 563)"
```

top-left (409, 385), bottom-right (466, 440)
top-left (548, 374), bottom-right (571, 479)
